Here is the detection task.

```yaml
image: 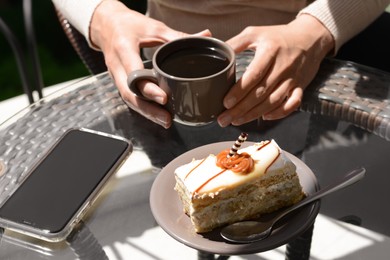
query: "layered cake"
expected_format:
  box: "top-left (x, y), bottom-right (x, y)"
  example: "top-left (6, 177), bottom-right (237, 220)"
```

top-left (174, 138), bottom-right (305, 233)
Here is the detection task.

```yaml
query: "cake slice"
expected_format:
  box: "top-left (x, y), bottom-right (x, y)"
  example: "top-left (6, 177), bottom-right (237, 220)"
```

top-left (174, 139), bottom-right (305, 233)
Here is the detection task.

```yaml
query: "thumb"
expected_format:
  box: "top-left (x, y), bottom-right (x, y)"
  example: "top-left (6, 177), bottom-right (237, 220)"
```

top-left (163, 29), bottom-right (212, 42)
top-left (226, 32), bottom-right (251, 53)
top-left (192, 29), bottom-right (212, 37)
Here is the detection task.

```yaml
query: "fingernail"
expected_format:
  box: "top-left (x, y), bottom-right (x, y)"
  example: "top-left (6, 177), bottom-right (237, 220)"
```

top-left (155, 114), bottom-right (170, 128)
top-left (262, 114), bottom-right (271, 120)
top-left (154, 96), bottom-right (165, 105)
top-left (218, 115), bottom-right (232, 127)
top-left (224, 97), bottom-right (236, 109)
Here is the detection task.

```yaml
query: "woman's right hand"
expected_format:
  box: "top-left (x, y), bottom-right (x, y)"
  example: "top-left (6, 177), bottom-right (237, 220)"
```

top-left (90, 0), bottom-right (211, 128)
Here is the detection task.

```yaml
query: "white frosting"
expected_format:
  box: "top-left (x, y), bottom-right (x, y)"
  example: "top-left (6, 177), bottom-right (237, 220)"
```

top-left (175, 139), bottom-right (295, 194)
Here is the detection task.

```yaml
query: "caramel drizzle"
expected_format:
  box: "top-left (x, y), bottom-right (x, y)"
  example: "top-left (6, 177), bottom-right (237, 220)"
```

top-left (256, 140), bottom-right (271, 151)
top-left (194, 169), bottom-right (227, 193)
top-left (184, 158), bottom-right (206, 180)
top-left (258, 141), bottom-right (281, 173)
top-left (216, 149), bottom-right (254, 174)
top-left (265, 152), bottom-right (281, 173)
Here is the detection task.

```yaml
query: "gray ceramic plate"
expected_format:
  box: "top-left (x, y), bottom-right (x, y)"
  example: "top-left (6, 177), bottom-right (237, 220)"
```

top-left (150, 141), bottom-right (320, 255)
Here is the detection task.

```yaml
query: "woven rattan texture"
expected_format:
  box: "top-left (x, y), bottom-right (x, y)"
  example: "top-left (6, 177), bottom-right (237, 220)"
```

top-left (0, 73), bottom-right (126, 203)
top-left (301, 58), bottom-right (390, 140)
top-left (56, 9), bottom-right (107, 75)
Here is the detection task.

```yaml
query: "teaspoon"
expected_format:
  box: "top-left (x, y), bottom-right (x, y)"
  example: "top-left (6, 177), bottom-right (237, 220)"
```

top-left (220, 167), bottom-right (366, 243)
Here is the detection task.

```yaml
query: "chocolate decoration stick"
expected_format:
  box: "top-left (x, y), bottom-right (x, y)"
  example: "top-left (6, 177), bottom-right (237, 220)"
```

top-left (228, 133), bottom-right (248, 157)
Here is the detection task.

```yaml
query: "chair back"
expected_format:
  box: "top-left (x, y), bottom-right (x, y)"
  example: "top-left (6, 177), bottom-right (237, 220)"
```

top-left (55, 9), bottom-right (107, 75)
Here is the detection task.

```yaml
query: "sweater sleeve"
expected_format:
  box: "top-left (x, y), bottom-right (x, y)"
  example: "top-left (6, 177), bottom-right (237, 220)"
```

top-left (51, 0), bottom-right (104, 49)
top-left (298, 0), bottom-right (390, 54)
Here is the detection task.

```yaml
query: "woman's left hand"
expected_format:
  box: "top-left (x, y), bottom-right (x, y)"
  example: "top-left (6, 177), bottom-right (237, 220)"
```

top-left (217, 14), bottom-right (334, 127)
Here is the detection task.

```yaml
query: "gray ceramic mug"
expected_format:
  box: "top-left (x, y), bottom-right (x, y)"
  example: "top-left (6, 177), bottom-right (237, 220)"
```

top-left (127, 36), bottom-right (236, 126)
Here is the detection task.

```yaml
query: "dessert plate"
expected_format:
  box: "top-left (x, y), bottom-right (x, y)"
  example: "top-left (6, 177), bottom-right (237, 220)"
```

top-left (150, 141), bottom-right (320, 255)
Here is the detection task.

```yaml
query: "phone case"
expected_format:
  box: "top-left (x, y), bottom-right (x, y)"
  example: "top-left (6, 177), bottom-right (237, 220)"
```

top-left (0, 128), bottom-right (132, 242)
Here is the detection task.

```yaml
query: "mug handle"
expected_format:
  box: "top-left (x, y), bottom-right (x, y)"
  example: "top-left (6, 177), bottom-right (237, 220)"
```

top-left (127, 60), bottom-right (158, 100)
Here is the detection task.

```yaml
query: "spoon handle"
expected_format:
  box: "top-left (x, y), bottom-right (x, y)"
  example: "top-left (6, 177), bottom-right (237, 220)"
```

top-left (277, 167), bottom-right (366, 221)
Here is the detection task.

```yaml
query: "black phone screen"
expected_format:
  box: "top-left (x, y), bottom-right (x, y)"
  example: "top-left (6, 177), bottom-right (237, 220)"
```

top-left (0, 129), bottom-right (130, 233)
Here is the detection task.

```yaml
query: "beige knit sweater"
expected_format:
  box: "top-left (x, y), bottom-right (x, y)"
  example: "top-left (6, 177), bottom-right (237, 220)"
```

top-left (52, 0), bottom-right (389, 53)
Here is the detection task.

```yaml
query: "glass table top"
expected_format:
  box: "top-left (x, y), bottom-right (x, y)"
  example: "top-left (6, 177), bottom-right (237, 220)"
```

top-left (0, 53), bottom-right (389, 259)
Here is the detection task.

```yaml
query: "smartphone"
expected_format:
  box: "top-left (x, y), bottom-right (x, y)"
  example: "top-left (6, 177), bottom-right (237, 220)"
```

top-left (0, 128), bottom-right (132, 242)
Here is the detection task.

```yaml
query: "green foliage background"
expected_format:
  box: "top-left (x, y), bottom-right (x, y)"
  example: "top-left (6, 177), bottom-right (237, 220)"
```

top-left (0, 1), bottom-right (89, 101)
top-left (0, 0), bottom-right (147, 102)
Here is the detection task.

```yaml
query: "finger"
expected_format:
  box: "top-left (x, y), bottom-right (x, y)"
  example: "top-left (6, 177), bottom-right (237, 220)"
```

top-left (116, 46), bottom-right (168, 105)
top-left (229, 79), bottom-right (293, 126)
top-left (226, 27), bottom-right (254, 53)
top-left (262, 87), bottom-right (303, 120)
top-left (218, 84), bottom-right (267, 127)
top-left (117, 68), bottom-right (172, 128)
top-left (218, 75), bottom-right (277, 128)
top-left (109, 51), bottom-right (171, 128)
top-left (136, 80), bottom-right (168, 105)
top-left (124, 94), bottom-right (172, 128)
top-left (108, 49), bottom-right (142, 96)
top-left (192, 29), bottom-right (212, 37)
top-left (223, 49), bottom-right (274, 109)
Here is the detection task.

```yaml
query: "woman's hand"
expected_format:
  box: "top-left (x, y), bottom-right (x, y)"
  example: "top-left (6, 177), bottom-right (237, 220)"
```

top-left (90, 0), bottom-right (211, 128)
top-left (217, 14), bottom-right (335, 127)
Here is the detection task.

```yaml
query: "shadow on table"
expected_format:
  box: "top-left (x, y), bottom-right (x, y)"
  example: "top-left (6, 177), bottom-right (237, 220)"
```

top-left (1, 93), bottom-right (389, 259)
top-left (111, 108), bottom-right (311, 169)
